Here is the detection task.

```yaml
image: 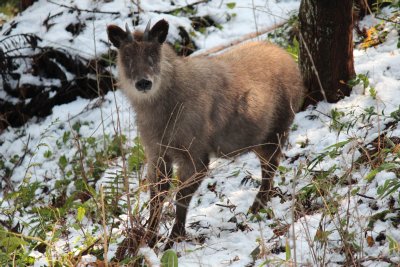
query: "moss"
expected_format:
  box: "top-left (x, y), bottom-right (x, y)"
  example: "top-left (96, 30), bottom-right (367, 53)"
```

top-left (0, 0), bottom-right (20, 18)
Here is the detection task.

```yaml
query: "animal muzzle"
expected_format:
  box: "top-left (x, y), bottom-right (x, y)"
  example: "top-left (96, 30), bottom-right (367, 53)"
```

top-left (135, 79), bottom-right (153, 92)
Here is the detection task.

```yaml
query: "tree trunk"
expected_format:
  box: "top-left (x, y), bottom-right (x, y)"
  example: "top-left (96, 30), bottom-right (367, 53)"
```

top-left (299, 0), bottom-right (355, 107)
top-left (354, 0), bottom-right (373, 19)
top-left (20, 0), bottom-right (37, 11)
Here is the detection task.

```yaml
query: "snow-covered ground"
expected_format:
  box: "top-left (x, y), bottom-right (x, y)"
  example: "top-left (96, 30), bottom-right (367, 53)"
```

top-left (1, 1), bottom-right (400, 266)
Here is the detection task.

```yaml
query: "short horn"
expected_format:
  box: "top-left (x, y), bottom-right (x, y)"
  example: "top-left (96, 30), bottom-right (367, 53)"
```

top-left (125, 23), bottom-right (133, 41)
top-left (143, 20), bottom-right (151, 41)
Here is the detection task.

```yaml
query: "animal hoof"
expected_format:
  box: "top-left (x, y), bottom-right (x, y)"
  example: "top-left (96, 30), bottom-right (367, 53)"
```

top-left (249, 200), bottom-right (263, 214)
top-left (164, 233), bottom-right (186, 250)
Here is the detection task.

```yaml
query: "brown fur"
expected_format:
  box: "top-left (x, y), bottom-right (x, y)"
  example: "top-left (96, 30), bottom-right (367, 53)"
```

top-left (107, 20), bottom-right (305, 249)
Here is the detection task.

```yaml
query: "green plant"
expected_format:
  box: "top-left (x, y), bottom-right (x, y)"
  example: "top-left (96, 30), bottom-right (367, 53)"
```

top-left (330, 108), bottom-right (346, 131)
top-left (128, 137), bottom-right (145, 172)
top-left (372, 0), bottom-right (397, 12)
top-left (286, 37), bottom-right (299, 62)
top-left (0, 0), bottom-right (19, 18)
top-left (226, 2), bottom-right (236, 9)
top-left (161, 249), bottom-right (179, 267)
top-left (377, 176), bottom-right (400, 198)
top-left (348, 73), bottom-right (377, 98)
top-left (365, 163), bottom-right (399, 182)
top-left (267, 13), bottom-right (299, 48)
top-left (387, 235), bottom-right (400, 255)
top-left (0, 227), bottom-right (34, 266)
top-left (390, 105), bottom-right (400, 121)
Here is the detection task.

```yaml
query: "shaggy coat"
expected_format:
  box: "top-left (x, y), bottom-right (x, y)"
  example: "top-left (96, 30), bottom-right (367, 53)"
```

top-left (107, 19), bottom-right (305, 249)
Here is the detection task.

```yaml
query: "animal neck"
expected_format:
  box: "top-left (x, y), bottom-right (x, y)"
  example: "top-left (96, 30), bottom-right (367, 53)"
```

top-left (158, 44), bottom-right (179, 89)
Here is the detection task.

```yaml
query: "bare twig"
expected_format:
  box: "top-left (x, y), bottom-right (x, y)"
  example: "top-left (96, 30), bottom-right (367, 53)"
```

top-left (152, 0), bottom-right (209, 14)
top-left (375, 15), bottom-right (400, 25)
top-left (215, 203), bottom-right (237, 212)
top-left (70, 125), bottom-right (89, 185)
top-left (131, 0), bottom-right (143, 13)
top-left (356, 193), bottom-right (375, 200)
top-left (100, 185), bottom-right (109, 267)
top-left (298, 31), bottom-right (328, 103)
top-left (47, 0), bottom-right (120, 15)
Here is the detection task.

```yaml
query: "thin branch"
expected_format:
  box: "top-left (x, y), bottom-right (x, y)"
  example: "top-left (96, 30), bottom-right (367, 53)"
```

top-left (47, 0), bottom-right (120, 15)
top-left (152, 0), bottom-right (209, 14)
top-left (356, 193), bottom-right (375, 200)
top-left (192, 21), bottom-right (287, 57)
top-left (215, 203), bottom-right (237, 211)
top-left (375, 15), bottom-right (400, 25)
top-left (298, 31), bottom-right (328, 103)
top-left (100, 185), bottom-right (109, 267)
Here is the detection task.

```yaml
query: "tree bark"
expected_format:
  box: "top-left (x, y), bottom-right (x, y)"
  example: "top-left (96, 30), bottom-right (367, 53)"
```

top-left (20, 0), bottom-right (37, 11)
top-left (299, 0), bottom-right (355, 107)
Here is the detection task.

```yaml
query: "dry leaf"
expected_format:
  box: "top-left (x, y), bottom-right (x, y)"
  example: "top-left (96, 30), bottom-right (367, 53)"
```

top-left (367, 235), bottom-right (375, 247)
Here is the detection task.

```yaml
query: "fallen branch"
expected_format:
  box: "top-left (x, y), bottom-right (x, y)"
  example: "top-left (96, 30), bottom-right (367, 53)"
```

top-left (356, 193), bottom-right (375, 200)
top-left (153, 0), bottom-right (209, 15)
top-left (192, 21), bottom-right (287, 57)
top-left (215, 203), bottom-right (237, 212)
top-left (47, 0), bottom-right (120, 15)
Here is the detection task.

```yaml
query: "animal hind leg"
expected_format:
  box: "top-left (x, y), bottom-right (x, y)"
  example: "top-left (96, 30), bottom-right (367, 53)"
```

top-left (250, 141), bottom-right (282, 213)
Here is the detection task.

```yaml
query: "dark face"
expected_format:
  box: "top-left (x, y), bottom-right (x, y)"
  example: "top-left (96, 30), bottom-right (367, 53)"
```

top-left (107, 20), bottom-right (169, 98)
top-left (119, 41), bottom-right (161, 93)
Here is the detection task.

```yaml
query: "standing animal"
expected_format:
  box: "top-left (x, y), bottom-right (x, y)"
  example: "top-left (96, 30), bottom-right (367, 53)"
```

top-left (107, 19), bottom-right (305, 248)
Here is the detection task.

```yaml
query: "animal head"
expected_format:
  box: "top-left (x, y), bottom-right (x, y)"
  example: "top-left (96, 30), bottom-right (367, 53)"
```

top-left (107, 20), bottom-right (169, 100)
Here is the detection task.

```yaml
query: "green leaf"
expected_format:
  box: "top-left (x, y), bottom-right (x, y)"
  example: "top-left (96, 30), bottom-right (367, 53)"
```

top-left (72, 121), bottom-right (81, 133)
top-left (43, 150), bottom-right (52, 158)
top-left (348, 77), bottom-right (361, 87)
top-left (226, 2), bottom-right (236, 9)
top-left (324, 139), bottom-right (351, 150)
top-left (369, 86), bottom-right (377, 99)
top-left (250, 245), bottom-right (260, 261)
top-left (377, 178), bottom-right (400, 199)
top-left (359, 74), bottom-right (369, 89)
top-left (351, 187), bottom-right (360, 196)
top-left (365, 169), bottom-right (379, 182)
top-left (0, 236), bottom-right (27, 253)
top-left (62, 131), bottom-right (70, 144)
top-left (365, 163), bottom-right (400, 182)
top-left (390, 105), bottom-right (400, 121)
top-left (161, 249), bottom-right (178, 267)
top-left (58, 155), bottom-right (68, 170)
top-left (285, 239), bottom-right (291, 261)
top-left (388, 235), bottom-right (400, 255)
top-left (76, 206), bottom-right (85, 222)
top-left (286, 37), bottom-right (299, 62)
top-left (87, 137), bottom-right (96, 146)
top-left (230, 169), bottom-right (241, 177)
top-left (128, 138), bottom-right (145, 172)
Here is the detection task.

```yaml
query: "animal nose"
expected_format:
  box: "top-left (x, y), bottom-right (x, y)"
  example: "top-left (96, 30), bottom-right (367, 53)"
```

top-left (135, 79), bottom-right (152, 92)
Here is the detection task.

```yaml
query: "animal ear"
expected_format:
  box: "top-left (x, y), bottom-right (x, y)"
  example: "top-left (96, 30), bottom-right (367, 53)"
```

top-left (149, 19), bottom-right (169, 44)
top-left (107, 25), bottom-right (132, 48)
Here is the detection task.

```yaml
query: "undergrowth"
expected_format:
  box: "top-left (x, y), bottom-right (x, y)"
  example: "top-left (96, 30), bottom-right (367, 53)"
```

top-left (1, 2), bottom-right (400, 267)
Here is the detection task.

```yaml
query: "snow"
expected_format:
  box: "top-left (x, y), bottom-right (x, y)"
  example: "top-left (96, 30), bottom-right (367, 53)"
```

top-left (1, 0), bottom-right (400, 266)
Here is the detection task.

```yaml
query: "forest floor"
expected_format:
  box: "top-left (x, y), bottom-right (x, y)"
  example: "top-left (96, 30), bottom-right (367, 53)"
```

top-left (1, 0), bottom-right (400, 266)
